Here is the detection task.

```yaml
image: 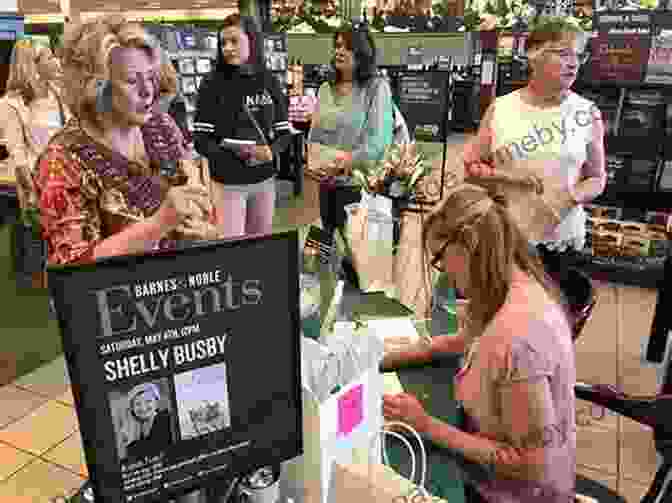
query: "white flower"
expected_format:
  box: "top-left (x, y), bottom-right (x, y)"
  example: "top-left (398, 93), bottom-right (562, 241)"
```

top-left (324, 16), bottom-right (341, 27)
top-left (496, 13), bottom-right (515, 28)
top-left (288, 22), bottom-right (316, 34)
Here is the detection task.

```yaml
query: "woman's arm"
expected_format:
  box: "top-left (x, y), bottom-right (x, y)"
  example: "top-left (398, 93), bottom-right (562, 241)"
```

top-left (572, 106), bottom-right (607, 204)
top-left (192, 77), bottom-right (249, 169)
top-left (351, 78), bottom-right (394, 165)
top-left (267, 72), bottom-right (291, 138)
top-left (35, 147), bottom-right (170, 265)
top-left (420, 376), bottom-right (558, 483)
top-left (380, 333), bottom-right (468, 371)
top-left (463, 103), bottom-right (495, 171)
top-left (1, 101), bottom-right (34, 206)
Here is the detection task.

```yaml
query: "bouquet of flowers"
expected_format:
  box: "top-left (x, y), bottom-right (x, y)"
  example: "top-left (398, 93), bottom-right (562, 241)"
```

top-left (352, 144), bottom-right (430, 200)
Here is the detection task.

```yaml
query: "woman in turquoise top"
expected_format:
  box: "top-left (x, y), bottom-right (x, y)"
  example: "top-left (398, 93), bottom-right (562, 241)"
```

top-left (308, 26), bottom-right (394, 285)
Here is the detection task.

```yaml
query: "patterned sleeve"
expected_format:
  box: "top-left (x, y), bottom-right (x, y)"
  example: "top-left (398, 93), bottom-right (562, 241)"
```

top-left (34, 145), bottom-right (102, 265)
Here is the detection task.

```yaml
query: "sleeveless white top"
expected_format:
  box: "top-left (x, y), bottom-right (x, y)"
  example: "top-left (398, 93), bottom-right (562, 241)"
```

top-left (490, 90), bottom-right (596, 251)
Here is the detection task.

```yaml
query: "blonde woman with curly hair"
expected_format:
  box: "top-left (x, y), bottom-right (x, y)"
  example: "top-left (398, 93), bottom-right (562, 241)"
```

top-left (34, 15), bottom-right (215, 267)
top-left (383, 184), bottom-right (576, 503)
top-left (155, 51), bottom-right (190, 142)
top-left (0, 37), bottom-right (66, 213)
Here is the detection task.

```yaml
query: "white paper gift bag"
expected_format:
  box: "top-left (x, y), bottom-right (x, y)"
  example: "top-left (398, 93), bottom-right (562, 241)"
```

top-left (281, 334), bottom-right (385, 503)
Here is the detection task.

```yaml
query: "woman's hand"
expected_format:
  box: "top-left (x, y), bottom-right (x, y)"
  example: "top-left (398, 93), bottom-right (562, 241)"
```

top-left (153, 185), bottom-right (212, 233)
top-left (383, 392), bottom-right (431, 434)
top-left (238, 145), bottom-right (273, 163)
top-left (463, 141), bottom-right (495, 178)
top-left (253, 145), bottom-right (273, 162)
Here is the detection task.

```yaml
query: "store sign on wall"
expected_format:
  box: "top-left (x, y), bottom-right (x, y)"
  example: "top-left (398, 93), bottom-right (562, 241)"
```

top-left (590, 10), bottom-right (653, 84)
top-left (17, 0), bottom-right (60, 14)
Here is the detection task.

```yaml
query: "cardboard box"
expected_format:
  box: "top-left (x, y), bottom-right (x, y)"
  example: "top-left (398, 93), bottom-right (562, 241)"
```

top-left (620, 221), bottom-right (648, 236)
top-left (621, 236), bottom-right (651, 257)
top-left (585, 204), bottom-right (623, 219)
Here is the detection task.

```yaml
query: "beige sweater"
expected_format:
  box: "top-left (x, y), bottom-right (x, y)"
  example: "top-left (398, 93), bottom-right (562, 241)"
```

top-left (0, 86), bottom-right (68, 210)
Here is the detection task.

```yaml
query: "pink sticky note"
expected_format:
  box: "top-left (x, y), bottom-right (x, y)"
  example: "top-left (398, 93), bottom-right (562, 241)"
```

top-left (337, 384), bottom-right (364, 437)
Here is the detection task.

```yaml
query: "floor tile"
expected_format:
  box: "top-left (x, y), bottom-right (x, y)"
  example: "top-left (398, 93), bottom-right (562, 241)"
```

top-left (617, 286), bottom-right (658, 359)
top-left (576, 419), bottom-right (619, 476)
top-left (43, 431), bottom-right (88, 478)
top-left (619, 417), bottom-right (659, 486)
top-left (12, 356), bottom-right (70, 399)
top-left (575, 284), bottom-right (618, 385)
top-left (0, 443), bottom-right (37, 481)
top-left (0, 400), bottom-right (78, 456)
top-left (576, 398), bottom-right (619, 430)
top-left (0, 384), bottom-right (49, 429)
top-left (619, 354), bottom-right (660, 396)
top-left (53, 387), bottom-right (74, 407)
top-left (0, 458), bottom-right (85, 501)
top-left (576, 464), bottom-right (619, 494)
top-left (618, 477), bottom-right (651, 503)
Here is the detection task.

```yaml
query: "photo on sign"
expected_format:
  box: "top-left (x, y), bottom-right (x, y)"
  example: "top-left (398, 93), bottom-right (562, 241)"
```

top-left (181, 76), bottom-right (197, 95)
top-left (196, 58), bottom-right (212, 75)
top-left (178, 58), bottom-right (196, 75)
top-left (109, 379), bottom-right (176, 464)
top-left (174, 362), bottom-right (231, 441)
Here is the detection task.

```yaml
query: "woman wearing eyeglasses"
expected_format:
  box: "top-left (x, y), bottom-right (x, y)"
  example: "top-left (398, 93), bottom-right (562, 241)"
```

top-left (383, 184), bottom-right (576, 503)
top-left (463, 18), bottom-right (606, 280)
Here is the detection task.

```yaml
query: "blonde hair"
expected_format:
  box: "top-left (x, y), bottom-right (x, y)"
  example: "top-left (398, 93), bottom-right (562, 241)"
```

top-left (5, 38), bottom-right (49, 105)
top-left (422, 184), bottom-right (564, 338)
top-left (59, 14), bottom-right (160, 124)
top-left (158, 54), bottom-right (178, 96)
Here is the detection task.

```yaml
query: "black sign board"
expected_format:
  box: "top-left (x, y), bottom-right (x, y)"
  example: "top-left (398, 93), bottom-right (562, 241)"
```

top-left (395, 70), bottom-right (451, 143)
top-left (48, 233), bottom-right (302, 503)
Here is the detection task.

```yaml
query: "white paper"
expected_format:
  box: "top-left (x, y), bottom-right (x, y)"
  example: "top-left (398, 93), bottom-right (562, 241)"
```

top-left (383, 372), bottom-right (405, 395)
top-left (334, 318), bottom-right (420, 348)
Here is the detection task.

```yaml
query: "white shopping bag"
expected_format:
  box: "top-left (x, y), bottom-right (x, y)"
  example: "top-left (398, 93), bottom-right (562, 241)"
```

top-left (281, 333), bottom-right (385, 503)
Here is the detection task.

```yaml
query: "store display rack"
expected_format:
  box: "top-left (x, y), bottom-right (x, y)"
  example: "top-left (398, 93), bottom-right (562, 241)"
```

top-left (145, 23), bottom-right (218, 134)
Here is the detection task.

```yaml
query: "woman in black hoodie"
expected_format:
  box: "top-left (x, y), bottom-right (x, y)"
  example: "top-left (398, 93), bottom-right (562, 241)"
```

top-left (193, 14), bottom-right (290, 238)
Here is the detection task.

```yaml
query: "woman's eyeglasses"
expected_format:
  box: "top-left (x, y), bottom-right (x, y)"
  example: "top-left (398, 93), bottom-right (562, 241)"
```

top-left (545, 49), bottom-right (590, 65)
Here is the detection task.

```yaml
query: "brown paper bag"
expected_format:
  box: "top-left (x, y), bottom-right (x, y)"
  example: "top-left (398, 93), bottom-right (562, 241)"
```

top-left (346, 204), bottom-right (395, 293)
top-left (393, 211), bottom-right (433, 318)
top-left (330, 463), bottom-right (450, 503)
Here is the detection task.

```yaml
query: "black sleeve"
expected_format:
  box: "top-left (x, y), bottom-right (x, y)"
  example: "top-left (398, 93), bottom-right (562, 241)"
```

top-left (266, 72), bottom-right (291, 138)
top-left (193, 76), bottom-right (248, 172)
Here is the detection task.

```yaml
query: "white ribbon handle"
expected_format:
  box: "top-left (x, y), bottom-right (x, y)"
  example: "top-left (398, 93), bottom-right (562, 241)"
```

top-left (369, 421), bottom-right (429, 497)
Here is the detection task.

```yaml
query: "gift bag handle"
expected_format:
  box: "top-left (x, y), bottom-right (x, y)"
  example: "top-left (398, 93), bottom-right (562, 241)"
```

top-left (369, 421), bottom-right (429, 497)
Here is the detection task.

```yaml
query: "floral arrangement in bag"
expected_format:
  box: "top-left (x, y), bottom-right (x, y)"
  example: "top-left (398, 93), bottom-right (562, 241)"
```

top-left (352, 144), bottom-right (430, 201)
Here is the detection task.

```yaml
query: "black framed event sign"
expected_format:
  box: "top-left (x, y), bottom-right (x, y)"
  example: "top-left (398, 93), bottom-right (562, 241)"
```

top-left (395, 70), bottom-right (452, 143)
top-left (48, 232), bottom-right (303, 503)
top-left (590, 10), bottom-right (653, 84)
